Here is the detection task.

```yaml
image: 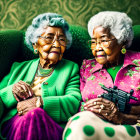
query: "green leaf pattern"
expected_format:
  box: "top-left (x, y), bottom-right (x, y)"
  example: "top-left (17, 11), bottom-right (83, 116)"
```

top-left (98, 83), bottom-right (105, 87)
top-left (133, 59), bottom-right (140, 66)
top-left (124, 69), bottom-right (138, 77)
top-left (87, 75), bottom-right (96, 81)
top-left (91, 62), bottom-right (95, 67)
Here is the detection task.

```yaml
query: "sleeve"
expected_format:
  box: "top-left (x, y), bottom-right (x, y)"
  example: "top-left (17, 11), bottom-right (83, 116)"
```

top-left (42, 63), bottom-right (82, 123)
top-left (0, 63), bottom-right (17, 109)
top-left (80, 59), bottom-right (86, 92)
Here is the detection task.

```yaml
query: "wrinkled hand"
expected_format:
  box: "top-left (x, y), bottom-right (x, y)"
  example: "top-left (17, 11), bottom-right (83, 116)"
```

top-left (84, 98), bottom-right (122, 124)
top-left (17, 97), bottom-right (39, 116)
top-left (12, 80), bottom-right (33, 101)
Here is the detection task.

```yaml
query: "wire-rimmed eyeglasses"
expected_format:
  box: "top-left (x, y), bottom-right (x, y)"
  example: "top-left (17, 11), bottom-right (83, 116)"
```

top-left (38, 36), bottom-right (67, 47)
top-left (88, 38), bottom-right (116, 49)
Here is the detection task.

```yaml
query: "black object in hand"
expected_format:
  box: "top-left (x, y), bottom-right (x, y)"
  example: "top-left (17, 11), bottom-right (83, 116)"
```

top-left (98, 85), bottom-right (138, 112)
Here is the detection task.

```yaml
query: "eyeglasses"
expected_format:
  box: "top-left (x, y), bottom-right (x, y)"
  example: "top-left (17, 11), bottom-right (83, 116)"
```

top-left (38, 36), bottom-right (67, 46)
top-left (88, 38), bottom-right (115, 49)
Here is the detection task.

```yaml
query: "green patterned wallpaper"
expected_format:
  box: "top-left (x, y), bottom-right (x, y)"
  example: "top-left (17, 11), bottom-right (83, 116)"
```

top-left (0, 0), bottom-right (140, 31)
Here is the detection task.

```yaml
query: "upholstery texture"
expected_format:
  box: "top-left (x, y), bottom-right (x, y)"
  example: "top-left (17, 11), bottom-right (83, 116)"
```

top-left (0, 25), bottom-right (140, 81)
top-left (129, 25), bottom-right (140, 51)
top-left (0, 30), bottom-right (23, 81)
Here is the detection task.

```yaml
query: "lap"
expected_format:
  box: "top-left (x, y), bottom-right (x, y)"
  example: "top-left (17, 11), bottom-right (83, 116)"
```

top-left (2, 108), bottom-right (63, 140)
top-left (63, 111), bottom-right (140, 140)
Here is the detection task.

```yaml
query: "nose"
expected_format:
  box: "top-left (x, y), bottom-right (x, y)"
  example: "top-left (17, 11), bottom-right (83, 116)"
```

top-left (95, 43), bottom-right (103, 51)
top-left (52, 40), bottom-right (60, 48)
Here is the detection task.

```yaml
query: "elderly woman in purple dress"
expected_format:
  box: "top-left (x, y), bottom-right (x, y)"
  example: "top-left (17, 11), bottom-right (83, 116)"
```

top-left (63, 11), bottom-right (140, 140)
top-left (0, 13), bottom-right (81, 140)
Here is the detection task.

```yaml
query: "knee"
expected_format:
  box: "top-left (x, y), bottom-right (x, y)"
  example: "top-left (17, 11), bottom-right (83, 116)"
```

top-left (70, 111), bottom-right (98, 121)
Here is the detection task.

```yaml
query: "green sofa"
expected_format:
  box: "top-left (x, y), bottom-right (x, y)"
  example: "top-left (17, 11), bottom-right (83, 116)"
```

top-left (0, 25), bottom-right (140, 81)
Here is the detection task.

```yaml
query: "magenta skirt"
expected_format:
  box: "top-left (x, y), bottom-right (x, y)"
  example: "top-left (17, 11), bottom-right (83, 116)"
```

top-left (2, 108), bottom-right (63, 140)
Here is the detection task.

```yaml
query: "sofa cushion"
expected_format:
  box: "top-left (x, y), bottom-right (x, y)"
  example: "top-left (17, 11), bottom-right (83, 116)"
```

top-left (0, 30), bottom-right (23, 80)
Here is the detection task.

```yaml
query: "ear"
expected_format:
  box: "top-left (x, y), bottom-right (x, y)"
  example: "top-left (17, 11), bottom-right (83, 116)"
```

top-left (32, 43), bottom-right (39, 54)
top-left (32, 43), bottom-right (38, 50)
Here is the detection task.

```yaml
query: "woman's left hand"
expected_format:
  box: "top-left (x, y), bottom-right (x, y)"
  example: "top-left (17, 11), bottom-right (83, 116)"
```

top-left (84, 98), bottom-right (122, 124)
top-left (17, 97), bottom-right (40, 116)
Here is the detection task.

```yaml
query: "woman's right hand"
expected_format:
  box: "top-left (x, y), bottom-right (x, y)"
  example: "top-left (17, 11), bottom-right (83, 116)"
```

top-left (84, 98), bottom-right (122, 124)
top-left (12, 80), bottom-right (34, 101)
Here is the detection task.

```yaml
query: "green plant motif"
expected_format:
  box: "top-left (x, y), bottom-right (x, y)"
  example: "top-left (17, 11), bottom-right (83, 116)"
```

top-left (90, 68), bottom-right (94, 73)
top-left (87, 75), bottom-right (96, 81)
top-left (82, 61), bottom-right (86, 65)
top-left (136, 86), bottom-right (140, 91)
top-left (124, 69), bottom-right (138, 77)
top-left (133, 59), bottom-right (140, 66)
top-left (91, 62), bottom-right (95, 67)
top-left (83, 76), bottom-right (86, 79)
top-left (98, 83), bottom-right (105, 87)
top-left (135, 67), bottom-right (140, 71)
top-left (85, 64), bottom-right (90, 68)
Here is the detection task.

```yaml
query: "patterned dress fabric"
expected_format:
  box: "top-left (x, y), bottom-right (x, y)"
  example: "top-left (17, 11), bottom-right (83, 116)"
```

top-left (80, 51), bottom-right (140, 104)
top-left (0, 58), bottom-right (81, 139)
top-left (63, 51), bottom-right (140, 140)
top-left (63, 111), bottom-right (140, 140)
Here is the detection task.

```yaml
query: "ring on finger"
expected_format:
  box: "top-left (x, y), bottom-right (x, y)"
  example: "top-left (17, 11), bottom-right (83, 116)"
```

top-left (93, 102), bottom-right (97, 105)
top-left (100, 104), bottom-right (105, 110)
top-left (111, 105), bottom-right (115, 110)
top-left (18, 110), bottom-right (23, 115)
top-left (105, 113), bottom-right (108, 116)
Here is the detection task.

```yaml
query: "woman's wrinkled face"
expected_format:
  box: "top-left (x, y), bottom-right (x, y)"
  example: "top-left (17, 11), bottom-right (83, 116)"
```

top-left (91, 26), bottom-right (122, 65)
top-left (34, 26), bottom-right (66, 67)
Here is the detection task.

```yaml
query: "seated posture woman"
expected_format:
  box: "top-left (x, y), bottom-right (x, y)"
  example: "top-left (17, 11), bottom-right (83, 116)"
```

top-left (63, 11), bottom-right (140, 140)
top-left (0, 13), bottom-right (81, 140)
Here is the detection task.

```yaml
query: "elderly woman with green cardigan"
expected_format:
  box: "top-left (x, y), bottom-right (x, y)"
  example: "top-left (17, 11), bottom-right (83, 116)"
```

top-left (0, 13), bottom-right (81, 140)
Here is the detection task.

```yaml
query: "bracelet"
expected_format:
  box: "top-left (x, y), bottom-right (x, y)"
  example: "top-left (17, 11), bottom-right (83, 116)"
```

top-left (36, 96), bottom-right (42, 107)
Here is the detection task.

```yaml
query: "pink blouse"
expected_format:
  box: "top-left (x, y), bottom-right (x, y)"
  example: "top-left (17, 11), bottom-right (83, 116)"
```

top-left (80, 51), bottom-right (140, 104)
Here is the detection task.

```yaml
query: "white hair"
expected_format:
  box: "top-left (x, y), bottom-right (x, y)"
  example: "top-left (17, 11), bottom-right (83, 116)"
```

top-left (25, 13), bottom-right (72, 51)
top-left (88, 11), bottom-right (134, 48)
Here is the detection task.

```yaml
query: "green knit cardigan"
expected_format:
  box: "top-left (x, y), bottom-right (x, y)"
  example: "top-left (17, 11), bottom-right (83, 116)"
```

top-left (0, 58), bottom-right (81, 139)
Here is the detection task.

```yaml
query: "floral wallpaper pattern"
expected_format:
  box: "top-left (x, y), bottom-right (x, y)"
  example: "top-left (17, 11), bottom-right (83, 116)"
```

top-left (0, 0), bottom-right (140, 30)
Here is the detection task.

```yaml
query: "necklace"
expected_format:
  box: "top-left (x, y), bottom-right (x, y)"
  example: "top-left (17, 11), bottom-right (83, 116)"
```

top-left (112, 67), bottom-right (116, 70)
top-left (36, 64), bottom-right (54, 77)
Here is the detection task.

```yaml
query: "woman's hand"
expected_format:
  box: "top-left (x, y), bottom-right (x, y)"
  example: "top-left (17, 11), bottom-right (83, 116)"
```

top-left (17, 96), bottom-right (42, 116)
top-left (12, 80), bottom-right (33, 101)
top-left (84, 98), bottom-right (122, 124)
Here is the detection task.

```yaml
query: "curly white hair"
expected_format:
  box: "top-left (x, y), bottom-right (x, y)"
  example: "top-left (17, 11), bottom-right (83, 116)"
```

top-left (88, 11), bottom-right (134, 48)
top-left (25, 13), bottom-right (72, 50)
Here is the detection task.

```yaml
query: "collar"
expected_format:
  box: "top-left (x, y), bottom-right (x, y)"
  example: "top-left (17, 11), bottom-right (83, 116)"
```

top-left (90, 59), bottom-right (103, 73)
top-left (123, 50), bottom-right (140, 68)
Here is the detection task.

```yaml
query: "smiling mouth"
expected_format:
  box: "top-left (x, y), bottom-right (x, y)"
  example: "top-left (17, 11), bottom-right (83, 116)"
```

top-left (97, 55), bottom-right (105, 57)
top-left (50, 51), bottom-right (60, 54)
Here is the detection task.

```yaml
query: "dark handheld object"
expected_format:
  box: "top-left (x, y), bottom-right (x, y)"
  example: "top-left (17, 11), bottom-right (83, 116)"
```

top-left (98, 85), bottom-right (138, 112)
